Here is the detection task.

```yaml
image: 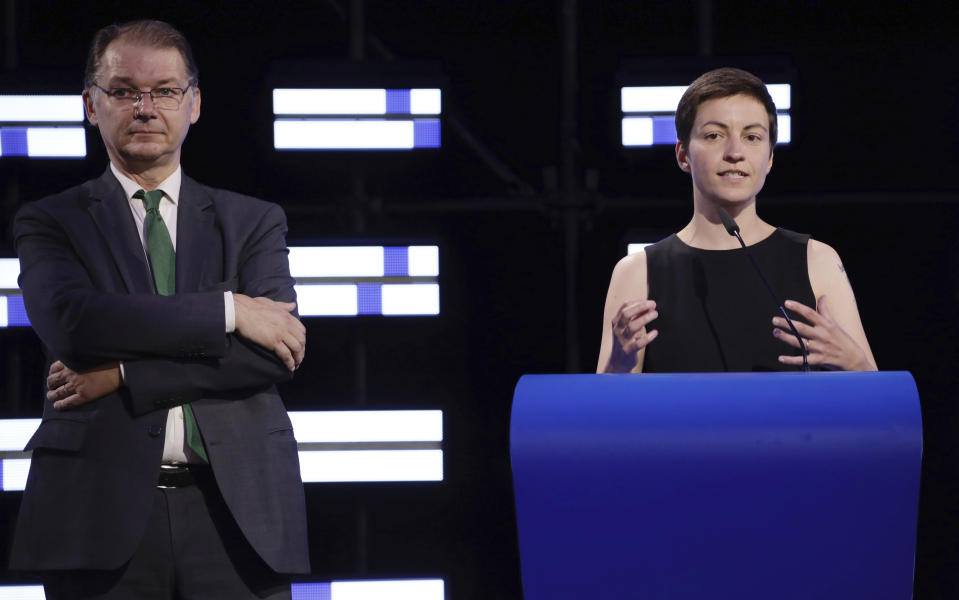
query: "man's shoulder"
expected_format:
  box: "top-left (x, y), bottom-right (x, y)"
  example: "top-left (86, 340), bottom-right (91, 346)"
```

top-left (182, 175), bottom-right (282, 215)
top-left (17, 171), bottom-right (117, 217)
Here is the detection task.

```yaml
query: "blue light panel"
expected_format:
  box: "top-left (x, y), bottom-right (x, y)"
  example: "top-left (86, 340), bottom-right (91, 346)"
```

top-left (0, 246), bottom-right (440, 326)
top-left (621, 84), bottom-right (791, 147)
top-left (273, 88), bottom-right (442, 150)
top-left (0, 95), bottom-right (86, 158)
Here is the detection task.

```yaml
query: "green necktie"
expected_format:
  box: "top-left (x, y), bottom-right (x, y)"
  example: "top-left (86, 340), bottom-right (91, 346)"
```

top-left (134, 189), bottom-right (209, 463)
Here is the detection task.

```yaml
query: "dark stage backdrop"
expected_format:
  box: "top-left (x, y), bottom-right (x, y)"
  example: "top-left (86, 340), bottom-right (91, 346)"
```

top-left (1, 2), bottom-right (958, 599)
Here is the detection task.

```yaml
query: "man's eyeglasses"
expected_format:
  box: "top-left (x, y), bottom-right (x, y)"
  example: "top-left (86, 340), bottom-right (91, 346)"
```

top-left (90, 83), bottom-right (195, 110)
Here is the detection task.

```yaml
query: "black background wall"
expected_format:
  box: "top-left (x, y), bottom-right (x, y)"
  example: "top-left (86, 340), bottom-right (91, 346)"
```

top-left (1, 1), bottom-right (958, 598)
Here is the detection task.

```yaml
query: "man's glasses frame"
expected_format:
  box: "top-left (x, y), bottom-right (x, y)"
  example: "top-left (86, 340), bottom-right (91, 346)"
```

top-left (90, 83), bottom-right (195, 110)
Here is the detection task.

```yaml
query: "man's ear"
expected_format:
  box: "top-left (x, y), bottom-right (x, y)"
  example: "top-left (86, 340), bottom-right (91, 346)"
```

top-left (766, 148), bottom-right (774, 174)
top-left (189, 87), bottom-right (201, 125)
top-left (82, 89), bottom-right (98, 126)
top-left (675, 140), bottom-right (690, 173)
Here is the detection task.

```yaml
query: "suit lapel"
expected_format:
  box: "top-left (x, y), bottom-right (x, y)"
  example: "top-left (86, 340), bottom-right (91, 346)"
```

top-left (86, 169), bottom-right (155, 294)
top-left (175, 175), bottom-right (215, 293)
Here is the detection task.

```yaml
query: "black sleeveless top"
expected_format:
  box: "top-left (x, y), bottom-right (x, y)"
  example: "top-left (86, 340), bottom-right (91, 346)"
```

top-left (643, 228), bottom-right (816, 373)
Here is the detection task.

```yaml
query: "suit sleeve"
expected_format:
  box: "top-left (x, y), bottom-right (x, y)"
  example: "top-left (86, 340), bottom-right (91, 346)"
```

top-left (14, 201), bottom-right (226, 370)
top-left (120, 202), bottom-right (298, 415)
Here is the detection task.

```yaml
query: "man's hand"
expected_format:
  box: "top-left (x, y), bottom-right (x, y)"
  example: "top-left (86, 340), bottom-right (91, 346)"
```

top-left (233, 294), bottom-right (306, 371)
top-left (46, 361), bottom-right (121, 410)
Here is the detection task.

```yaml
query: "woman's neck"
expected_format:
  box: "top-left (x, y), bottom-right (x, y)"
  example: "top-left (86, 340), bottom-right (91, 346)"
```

top-left (677, 202), bottom-right (775, 250)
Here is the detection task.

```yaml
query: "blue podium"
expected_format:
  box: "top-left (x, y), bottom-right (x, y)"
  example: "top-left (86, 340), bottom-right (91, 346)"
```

top-left (510, 372), bottom-right (921, 599)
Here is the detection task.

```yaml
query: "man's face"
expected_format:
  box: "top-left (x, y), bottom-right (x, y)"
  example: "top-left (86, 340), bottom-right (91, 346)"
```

top-left (82, 40), bottom-right (200, 171)
top-left (676, 94), bottom-right (773, 207)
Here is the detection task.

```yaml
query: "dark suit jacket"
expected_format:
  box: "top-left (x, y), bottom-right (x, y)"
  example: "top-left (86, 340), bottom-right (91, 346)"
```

top-left (9, 169), bottom-right (310, 574)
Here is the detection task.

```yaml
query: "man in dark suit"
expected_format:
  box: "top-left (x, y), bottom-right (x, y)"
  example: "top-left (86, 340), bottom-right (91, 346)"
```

top-left (9, 20), bottom-right (309, 599)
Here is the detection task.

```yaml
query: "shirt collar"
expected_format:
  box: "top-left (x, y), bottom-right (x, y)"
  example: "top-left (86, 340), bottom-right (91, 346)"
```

top-left (110, 163), bottom-right (182, 206)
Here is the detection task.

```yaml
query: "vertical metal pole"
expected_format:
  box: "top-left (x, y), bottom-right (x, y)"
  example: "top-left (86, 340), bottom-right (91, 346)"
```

top-left (560, 0), bottom-right (580, 373)
top-left (697, 0), bottom-right (714, 57)
top-left (347, 0), bottom-right (369, 575)
top-left (3, 0), bottom-right (16, 69)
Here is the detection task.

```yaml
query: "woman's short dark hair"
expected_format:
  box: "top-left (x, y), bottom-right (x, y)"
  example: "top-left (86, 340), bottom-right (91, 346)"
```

top-left (84, 20), bottom-right (198, 89)
top-left (675, 67), bottom-right (776, 149)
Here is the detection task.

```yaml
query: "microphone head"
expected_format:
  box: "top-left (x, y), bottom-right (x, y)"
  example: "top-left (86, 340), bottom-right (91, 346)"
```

top-left (717, 208), bottom-right (740, 236)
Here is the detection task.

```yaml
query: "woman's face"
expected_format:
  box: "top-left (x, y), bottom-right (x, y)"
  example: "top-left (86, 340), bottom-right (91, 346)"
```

top-left (676, 94), bottom-right (774, 208)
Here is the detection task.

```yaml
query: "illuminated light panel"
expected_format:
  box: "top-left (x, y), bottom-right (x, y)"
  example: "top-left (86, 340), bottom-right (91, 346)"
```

top-left (627, 242), bottom-right (654, 255)
top-left (274, 119), bottom-right (440, 150)
top-left (408, 246), bottom-right (439, 276)
top-left (0, 95), bottom-right (84, 122)
top-left (1, 246), bottom-right (440, 325)
top-left (289, 246), bottom-right (385, 277)
top-left (328, 579), bottom-right (445, 600)
top-left (294, 283), bottom-right (439, 316)
top-left (621, 83), bottom-right (791, 147)
top-left (622, 117), bottom-right (654, 147)
top-left (0, 419), bottom-right (36, 451)
top-left (0, 258), bottom-right (18, 288)
top-left (273, 88), bottom-right (441, 116)
top-left (298, 449), bottom-right (443, 482)
top-left (274, 89), bottom-right (389, 115)
top-left (290, 410), bottom-right (442, 443)
top-left (0, 127), bottom-right (86, 158)
top-left (382, 283), bottom-right (439, 316)
top-left (1, 410), bottom-right (444, 490)
top-left (273, 88), bottom-right (441, 150)
top-left (0, 586), bottom-right (46, 600)
top-left (1, 458), bottom-right (30, 492)
top-left (0, 580), bottom-right (445, 600)
top-left (409, 89), bottom-right (442, 115)
top-left (777, 114), bottom-right (792, 144)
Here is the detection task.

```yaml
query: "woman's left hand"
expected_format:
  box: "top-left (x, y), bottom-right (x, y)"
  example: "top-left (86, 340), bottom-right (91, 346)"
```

top-left (772, 296), bottom-right (873, 371)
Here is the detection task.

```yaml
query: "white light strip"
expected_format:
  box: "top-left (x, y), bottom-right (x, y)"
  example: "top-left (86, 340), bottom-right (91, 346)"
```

top-left (2, 458), bottom-right (30, 491)
top-left (331, 579), bottom-right (445, 600)
top-left (409, 89), bottom-right (442, 115)
top-left (290, 411), bottom-right (442, 443)
top-left (0, 419), bottom-right (38, 451)
top-left (0, 258), bottom-right (19, 288)
top-left (0, 296), bottom-right (7, 328)
top-left (0, 580), bottom-right (446, 600)
top-left (274, 89), bottom-right (387, 115)
top-left (621, 83), bottom-right (791, 113)
top-left (26, 127), bottom-right (87, 157)
top-left (622, 117), bottom-right (654, 147)
top-left (777, 114), bottom-right (792, 144)
top-left (3, 248), bottom-right (441, 284)
top-left (407, 246), bottom-right (439, 276)
top-left (0, 412), bottom-right (442, 451)
top-left (621, 86), bottom-right (687, 113)
top-left (24, 127), bottom-right (86, 157)
top-left (0, 95), bottom-right (84, 122)
top-left (3, 450), bottom-right (445, 490)
top-left (298, 449), bottom-right (443, 482)
top-left (294, 284), bottom-right (359, 315)
top-left (0, 586), bottom-right (46, 600)
top-left (627, 243), bottom-right (653, 255)
top-left (274, 119), bottom-right (415, 150)
top-left (382, 283), bottom-right (439, 315)
top-left (289, 246), bottom-right (384, 277)
top-left (767, 84), bottom-right (792, 110)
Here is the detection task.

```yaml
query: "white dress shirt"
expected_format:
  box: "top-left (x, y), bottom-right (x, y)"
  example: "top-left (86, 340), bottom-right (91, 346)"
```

top-left (110, 163), bottom-right (234, 463)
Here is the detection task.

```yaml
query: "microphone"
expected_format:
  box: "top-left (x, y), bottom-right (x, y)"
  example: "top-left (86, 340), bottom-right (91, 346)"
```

top-left (717, 208), bottom-right (809, 372)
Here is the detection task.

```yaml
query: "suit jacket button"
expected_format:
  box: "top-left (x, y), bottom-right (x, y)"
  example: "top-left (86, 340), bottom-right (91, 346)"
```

top-left (148, 424), bottom-right (163, 437)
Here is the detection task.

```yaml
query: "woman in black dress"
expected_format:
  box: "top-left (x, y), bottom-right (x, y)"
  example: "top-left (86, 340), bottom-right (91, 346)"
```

top-left (597, 68), bottom-right (876, 374)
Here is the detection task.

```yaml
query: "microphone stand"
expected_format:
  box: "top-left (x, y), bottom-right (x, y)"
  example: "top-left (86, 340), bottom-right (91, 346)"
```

top-left (717, 208), bottom-right (809, 372)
